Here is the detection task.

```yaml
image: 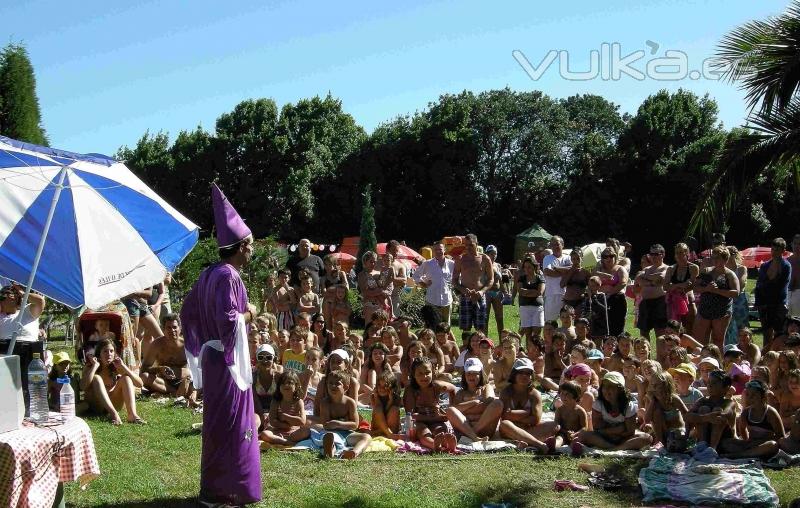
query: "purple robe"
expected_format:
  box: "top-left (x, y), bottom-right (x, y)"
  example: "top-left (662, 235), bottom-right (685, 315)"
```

top-left (181, 262), bottom-right (261, 504)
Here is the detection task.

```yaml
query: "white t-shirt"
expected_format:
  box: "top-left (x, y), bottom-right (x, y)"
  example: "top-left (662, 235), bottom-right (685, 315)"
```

top-left (543, 253), bottom-right (571, 296)
top-left (592, 399), bottom-right (637, 424)
top-left (0, 307), bottom-right (40, 342)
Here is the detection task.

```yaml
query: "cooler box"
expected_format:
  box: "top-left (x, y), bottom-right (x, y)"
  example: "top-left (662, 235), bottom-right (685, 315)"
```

top-left (0, 355), bottom-right (25, 433)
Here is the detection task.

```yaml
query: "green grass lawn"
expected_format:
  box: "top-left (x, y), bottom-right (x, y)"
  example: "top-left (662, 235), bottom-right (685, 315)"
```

top-left (57, 285), bottom-right (800, 508)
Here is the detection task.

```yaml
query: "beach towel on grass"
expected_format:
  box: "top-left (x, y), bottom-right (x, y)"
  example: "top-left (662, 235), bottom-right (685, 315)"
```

top-left (639, 455), bottom-right (778, 507)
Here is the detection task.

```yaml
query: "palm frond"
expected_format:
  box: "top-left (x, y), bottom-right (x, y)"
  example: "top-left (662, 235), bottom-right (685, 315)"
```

top-left (687, 103), bottom-right (800, 236)
top-left (715, 1), bottom-right (800, 115)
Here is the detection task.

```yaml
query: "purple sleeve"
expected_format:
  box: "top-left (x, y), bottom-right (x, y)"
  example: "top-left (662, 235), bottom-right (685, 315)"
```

top-left (180, 282), bottom-right (202, 357)
top-left (213, 272), bottom-right (244, 366)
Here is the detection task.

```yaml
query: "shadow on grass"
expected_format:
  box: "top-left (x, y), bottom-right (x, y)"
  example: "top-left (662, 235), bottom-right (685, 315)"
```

top-left (174, 428), bottom-right (201, 439)
top-left (71, 497), bottom-right (196, 508)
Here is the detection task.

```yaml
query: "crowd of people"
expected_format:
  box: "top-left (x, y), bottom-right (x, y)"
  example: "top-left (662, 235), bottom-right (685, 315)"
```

top-left (7, 230), bottom-right (800, 463)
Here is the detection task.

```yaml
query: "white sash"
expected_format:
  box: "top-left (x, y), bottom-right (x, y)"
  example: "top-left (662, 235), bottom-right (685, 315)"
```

top-left (185, 313), bottom-right (252, 391)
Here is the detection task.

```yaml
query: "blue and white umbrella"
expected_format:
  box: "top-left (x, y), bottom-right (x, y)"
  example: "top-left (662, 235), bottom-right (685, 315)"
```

top-left (0, 135), bottom-right (199, 312)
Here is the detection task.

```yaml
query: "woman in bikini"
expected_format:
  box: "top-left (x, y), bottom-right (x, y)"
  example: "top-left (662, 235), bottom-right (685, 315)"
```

top-left (80, 338), bottom-right (145, 425)
top-left (664, 242), bottom-right (699, 332)
top-left (562, 249), bottom-right (590, 319)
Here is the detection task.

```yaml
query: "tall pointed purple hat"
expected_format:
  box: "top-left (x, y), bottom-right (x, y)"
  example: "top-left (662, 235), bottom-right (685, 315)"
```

top-left (211, 183), bottom-right (252, 247)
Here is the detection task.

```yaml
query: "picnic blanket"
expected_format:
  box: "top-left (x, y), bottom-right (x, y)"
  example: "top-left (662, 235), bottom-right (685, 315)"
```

top-left (638, 455), bottom-right (778, 507)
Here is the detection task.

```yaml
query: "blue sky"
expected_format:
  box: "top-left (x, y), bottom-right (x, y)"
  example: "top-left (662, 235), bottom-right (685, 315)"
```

top-left (2, 0), bottom-right (790, 155)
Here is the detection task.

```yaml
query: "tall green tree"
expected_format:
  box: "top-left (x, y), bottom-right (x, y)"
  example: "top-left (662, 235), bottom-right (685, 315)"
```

top-left (689, 1), bottom-right (800, 239)
top-left (354, 184), bottom-right (377, 274)
top-left (0, 44), bottom-right (48, 145)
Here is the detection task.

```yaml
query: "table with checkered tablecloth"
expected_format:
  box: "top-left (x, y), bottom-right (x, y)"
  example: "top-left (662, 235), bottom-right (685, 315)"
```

top-left (0, 416), bottom-right (100, 508)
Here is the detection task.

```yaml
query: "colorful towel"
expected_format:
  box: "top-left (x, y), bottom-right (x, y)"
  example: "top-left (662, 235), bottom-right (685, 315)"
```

top-left (638, 455), bottom-right (778, 507)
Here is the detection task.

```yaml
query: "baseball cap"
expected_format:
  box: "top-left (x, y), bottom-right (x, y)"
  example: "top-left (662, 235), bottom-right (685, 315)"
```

top-left (485, 245), bottom-right (497, 254)
top-left (329, 349), bottom-right (350, 361)
top-left (787, 316), bottom-right (800, 327)
top-left (52, 351), bottom-right (71, 365)
top-left (256, 344), bottom-right (276, 357)
top-left (512, 358), bottom-right (535, 372)
top-left (602, 371), bottom-right (626, 387)
top-left (464, 357), bottom-right (484, 373)
top-left (586, 349), bottom-right (605, 361)
top-left (669, 363), bottom-right (697, 380)
top-left (479, 337), bottom-right (495, 348)
top-left (698, 357), bottom-right (720, 369)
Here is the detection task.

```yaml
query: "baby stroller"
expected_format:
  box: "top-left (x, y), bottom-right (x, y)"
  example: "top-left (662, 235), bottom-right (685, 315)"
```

top-left (75, 301), bottom-right (137, 368)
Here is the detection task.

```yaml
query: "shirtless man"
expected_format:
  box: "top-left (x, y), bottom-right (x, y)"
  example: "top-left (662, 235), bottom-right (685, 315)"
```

top-left (386, 240), bottom-right (408, 318)
top-left (452, 234), bottom-right (494, 333)
top-left (140, 314), bottom-right (194, 402)
top-left (788, 234), bottom-right (800, 317)
top-left (636, 244), bottom-right (670, 339)
top-left (273, 268), bottom-right (297, 332)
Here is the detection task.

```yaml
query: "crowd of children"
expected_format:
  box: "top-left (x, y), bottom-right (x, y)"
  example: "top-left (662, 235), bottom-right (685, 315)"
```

top-left (243, 291), bottom-right (800, 462)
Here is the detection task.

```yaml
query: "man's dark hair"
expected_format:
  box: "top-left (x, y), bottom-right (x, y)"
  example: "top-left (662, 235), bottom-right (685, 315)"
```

top-left (773, 237), bottom-right (787, 250)
top-left (434, 322), bottom-right (450, 334)
top-left (219, 239), bottom-right (244, 259)
top-left (163, 313), bottom-right (180, 325)
top-left (465, 233), bottom-right (478, 244)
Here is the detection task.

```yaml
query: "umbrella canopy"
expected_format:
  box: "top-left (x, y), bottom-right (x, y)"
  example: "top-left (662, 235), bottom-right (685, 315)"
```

top-left (580, 243), bottom-right (608, 269)
top-left (329, 252), bottom-right (356, 272)
top-left (0, 136), bottom-right (199, 309)
top-left (740, 247), bottom-right (790, 269)
top-left (376, 242), bottom-right (422, 261)
top-left (514, 223), bottom-right (552, 262)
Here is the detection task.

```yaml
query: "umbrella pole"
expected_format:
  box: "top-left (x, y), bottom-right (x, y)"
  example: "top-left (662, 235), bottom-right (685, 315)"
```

top-left (7, 167), bottom-right (68, 355)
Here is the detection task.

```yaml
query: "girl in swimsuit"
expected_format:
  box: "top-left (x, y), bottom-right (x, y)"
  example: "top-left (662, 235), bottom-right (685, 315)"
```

top-left (720, 380), bottom-right (784, 459)
top-left (644, 371), bottom-right (688, 446)
top-left (447, 357), bottom-right (504, 441)
top-left (80, 338), bottom-right (145, 425)
top-left (260, 370), bottom-right (309, 446)
top-left (253, 343), bottom-right (283, 432)
top-left (403, 357), bottom-right (458, 452)
top-left (663, 242), bottom-right (699, 330)
top-left (498, 359), bottom-right (553, 452)
top-left (370, 369), bottom-right (402, 438)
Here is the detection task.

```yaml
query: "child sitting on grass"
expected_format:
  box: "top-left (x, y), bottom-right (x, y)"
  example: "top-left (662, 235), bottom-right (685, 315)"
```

top-left (399, 340), bottom-right (427, 387)
top-left (435, 322), bottom-right (460, 372)
top-left (644, 371), bottom-right (688, 448)
top-left (498, 358), bottom-right (553, 453)
top-left (493, 336), bottom-right (520, 392)
top-left (360, 343), bottom-right (394, 403)
top-left (779, 369), bottom-right (800, 428)
top-left (315, 370), bottom-right (372, 459)
top-left (447, 358), bottom-right (503, 442)
top-left (719, 380), bottom-right (784, 459)
top-left (669, 363), bottom-right (703, 407)
top-left (571, 372), bottom-right (652, 455)
top-left (779, 408), bottom-right (800, 454)
top-left (312, 349), bottom-right (359, 420)
top-left (546, 381), bottom-right (588, 453)
top-left (404, 357), bottom-right (458, 452)
top-left (260, 370), bottom-right (308, 446)
top-left (380, 326), bottom-right (403, 367)
top-left (693, 357), bottom-right (720, 395)
top-left (544, 332), bottom-right (568, 382)
top-left (370, 369), bottom-right (402, 438)
top-left (281, 326), bottom-right (307, 375)
top-left (685, 370), bottom-right (735, 451)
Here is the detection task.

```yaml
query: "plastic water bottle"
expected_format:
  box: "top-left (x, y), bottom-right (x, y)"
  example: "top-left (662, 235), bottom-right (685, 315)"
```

top-left (27, 353), bottom-right (49, 424)
top-left (58, 377), bottom-right (75, 420)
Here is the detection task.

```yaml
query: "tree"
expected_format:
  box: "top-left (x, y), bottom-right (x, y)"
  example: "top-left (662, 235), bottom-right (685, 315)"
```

top-left (0, 43), bottom-right (48, 145)
top-left (688, 1), bottom-right (800, 239)
top-left (354, 184), bottom-right (377, 274)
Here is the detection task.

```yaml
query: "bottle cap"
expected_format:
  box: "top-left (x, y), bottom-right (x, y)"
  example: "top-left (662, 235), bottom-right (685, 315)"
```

top-left (32, 353), bottom-right (40, 359)
top-left (57, 376), bottom-right (70, 384)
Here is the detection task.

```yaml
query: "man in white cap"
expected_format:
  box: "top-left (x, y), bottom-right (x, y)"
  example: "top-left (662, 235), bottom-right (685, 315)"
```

top-left (181, 184), bottom-right (261, 505)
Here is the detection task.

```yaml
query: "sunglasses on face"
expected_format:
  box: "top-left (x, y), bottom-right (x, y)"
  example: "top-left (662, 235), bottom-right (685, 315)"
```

top-left (257, 354), bottom-right (274, 362)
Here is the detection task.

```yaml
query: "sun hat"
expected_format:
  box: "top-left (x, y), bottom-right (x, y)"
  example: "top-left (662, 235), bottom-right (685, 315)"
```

top-left (512, 358), bottom-right (535, 372)
top-left (52, 351), bottom-right (71, 365)
top-left (329, 349), bottom-right (350, 361)
top-left (586, 349), bottom-right (605, 361)
top-left (698, 357), bottom-right (720, 369)
top-left (723, 344), bottom-right (744, 356)
top-left (567, 363), bottom-right (592, 378)
top-left (464, 357), bottom-right (484, 373)
top-left (256, 344), bottom-right (276, 357)
top-left (602, 371), bottom-right (626, 387)
top-left (668, 362), bottom-right (697, 380)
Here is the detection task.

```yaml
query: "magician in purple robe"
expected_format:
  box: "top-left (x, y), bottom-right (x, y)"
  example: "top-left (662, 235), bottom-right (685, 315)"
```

top-left (181, 184), bottom-right (261, 505)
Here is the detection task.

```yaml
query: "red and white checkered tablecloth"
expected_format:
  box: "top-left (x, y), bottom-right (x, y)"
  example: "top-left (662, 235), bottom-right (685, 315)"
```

top-left (0, 415), bottom-right (100, 508)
